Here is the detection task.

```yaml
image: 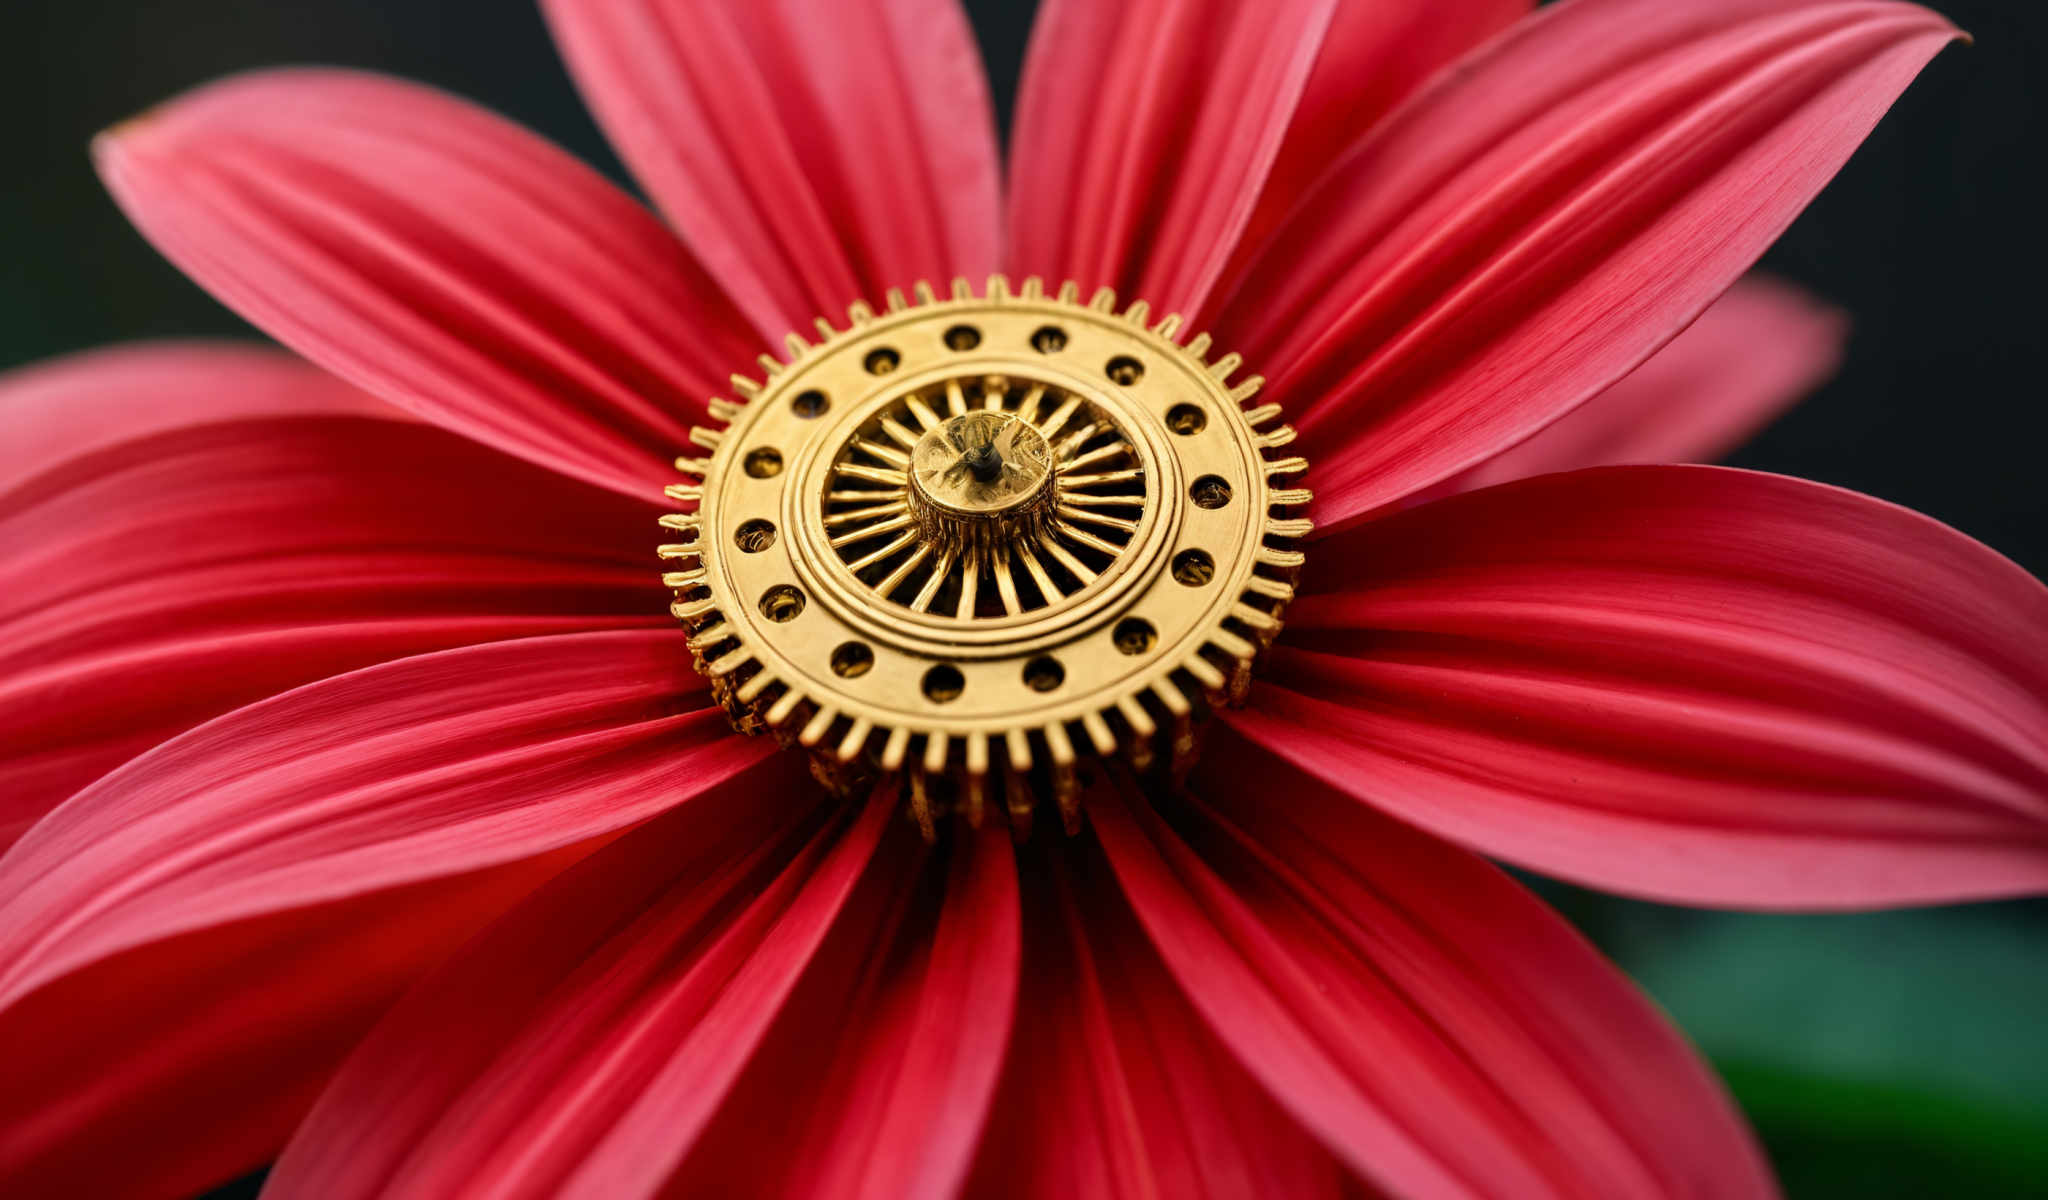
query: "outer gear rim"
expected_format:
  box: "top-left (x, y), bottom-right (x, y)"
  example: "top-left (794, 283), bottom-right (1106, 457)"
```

top-left (661, 276), bottom-right (1311, 835)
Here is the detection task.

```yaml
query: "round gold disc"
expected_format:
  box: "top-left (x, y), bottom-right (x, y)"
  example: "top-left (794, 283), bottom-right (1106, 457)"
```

top-left (661, 276), bottom-right (1311, 836)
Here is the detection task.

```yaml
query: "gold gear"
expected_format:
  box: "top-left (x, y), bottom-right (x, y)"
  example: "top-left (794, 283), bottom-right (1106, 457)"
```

top-left (661, 276), bottom-right (1310, 838)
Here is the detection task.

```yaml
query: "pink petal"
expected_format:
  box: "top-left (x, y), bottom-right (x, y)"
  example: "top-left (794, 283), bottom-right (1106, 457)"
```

top-left (1234, 0), bottom-right (1531, 263)
top-left (1236, 466), bottom-right (2048, 909)
top-left (543, 0), bottom-right (1001, 335)
top-left (270, 793), bottom-right (1019, 1200)
top-left (0, 340), bottom-right (396, 484)
top-left (0, 631), bottom-right (774, 1194)
top-left (1093, 768), bottom-right (1775, 1198)
top-left (1216, 0), bottom-right (1960, 530)
top-left (95, 69), bottom-right (761, 500)
top-left (0, 356), bottom-right (663, 845)
top-left (966, 842), bottom-right (1352, 1198)
top-left (1004, 0), bottom-right (1339, 315)
top-left (1451, 277), bottom-right (1846, 490)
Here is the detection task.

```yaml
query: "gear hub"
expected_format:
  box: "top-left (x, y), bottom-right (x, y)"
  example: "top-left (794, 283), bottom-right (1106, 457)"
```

top-left (661, 277), bottom-right (1310, 837)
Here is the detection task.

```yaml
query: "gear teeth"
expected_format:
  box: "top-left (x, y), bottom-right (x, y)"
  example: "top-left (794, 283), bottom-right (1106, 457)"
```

top-left (665, 273), bottom-right (1311, 841)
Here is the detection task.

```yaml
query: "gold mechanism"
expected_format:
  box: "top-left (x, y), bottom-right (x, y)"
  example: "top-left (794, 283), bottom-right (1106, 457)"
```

top-left (662, 277), bottom-right (1310, 837)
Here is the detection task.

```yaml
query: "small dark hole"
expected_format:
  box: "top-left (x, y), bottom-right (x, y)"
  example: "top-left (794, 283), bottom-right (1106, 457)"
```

top-left (864, 348), bottom-right (901, 375)
top-left (1031, 326), bottom-right (1067, 353)
top-left (831, 641), bottom-right (874, 678)
top-left (1172, 549), bottom-right (1215, 586)
top-left (735, 519), bottom-right (777, 553)
top-left (1190, 475), bottom-right (1231, 508)
top-left (792, 390), bottom-right (829, 418)
top-left (1113, 617), bottom-right (1157, 656)
top-left (744, 448), bottom-right (783, 478)
top-left (1106, 356), bottom-right (1144, 386)
top-left (759, 585), bottom-right (804, 622)
top-left (945, 324), bottom-right (982, 351)
top-left (1166, 404), bottom-right (1207, 435)
top-left (1023, 655), bottom-right (1065, 692)
top-left (923, 664), bottom-right (965, 703)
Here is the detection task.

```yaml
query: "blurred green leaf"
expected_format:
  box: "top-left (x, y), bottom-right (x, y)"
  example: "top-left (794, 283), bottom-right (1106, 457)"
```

top-left (1591, 905), bottom-right (2048, 1198)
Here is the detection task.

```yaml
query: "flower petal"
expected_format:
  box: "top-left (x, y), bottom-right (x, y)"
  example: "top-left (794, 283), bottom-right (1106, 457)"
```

top-left (269, 793), bottom-right (1019, 1200)
top-left (0, 367), bottom-right (661, 845)
top-left (0, 340), bottom-right (395, 484)
top-left (1217, 0), bottom-right (1959, 529)
top-left (1004, 0), bottom-right (1339, 314)
top-left (1093, 765), bottom-right (1775, 1199)
top-left (1238, 466), bottom-right (2048, 908)
top-left (1450, 277), bottom-right (1846, 490)
top-left (543, 0), bottom-right (1002, 335)
top-left (95, 68), bottom-right (761, 500)
top-left (966, 841), bottom-right (1353, 1199)
top-left (0, 630), bottom-right (773, 1194)
top-left (1236, 0), bottom-right (1530, 261)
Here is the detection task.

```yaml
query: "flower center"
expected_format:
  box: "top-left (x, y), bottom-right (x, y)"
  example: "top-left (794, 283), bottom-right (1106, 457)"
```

top-left (662, 277), bottom-right (1310, 837)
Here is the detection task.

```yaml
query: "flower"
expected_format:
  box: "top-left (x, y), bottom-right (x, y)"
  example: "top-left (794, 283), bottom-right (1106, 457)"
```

top-left (2, 0), bottom-right (2042, 1196)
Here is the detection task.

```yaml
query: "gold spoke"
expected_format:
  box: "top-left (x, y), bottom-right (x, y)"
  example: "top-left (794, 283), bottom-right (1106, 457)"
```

top-left (911, 548), bottom-right (957, 612)
top-left (944, 378), bottom-right (967, 417)
top-left (905, 395), bottom-right (942, 430)
top-left (1015, 542), bottom-right (1062, 601)
top-left (1055, 520), bottom-right (1124, 557)
top-left (845, 528), bottom-right (918, 573)
top-left (1058, 468), bottom-right (1143, 488)
top-left (825, 500), bottom-right (907, 527)
top-left (1055, 490), bottom-right (1143, 509)
top-left (827, 487), bottom-right (905, 503)
top-left (830, 513), bottom-right (914, 548)
top-left (1057, 505), bottom-right (1138, 534)
top-left (1039, 538), bottom-right (1098, 585)
top-left (955, 547), bottom-right (980, 618)
top-left (875, 542), bottom-right (934, 596)
top-left (1056, 422), bottom-right (1103, 460)
top-left (853, 438), bottom-right (909, 467)
top-left (880, 417), bottom-right (921, 450)
top-left (837, 463), bottom-right (907, 486)
top-left (1064, 442), bottom-right (1128, 473)
top-left (1037, 395), bottom-right (1082, 440)
top-left (992, 544), bottom-right (1023, 615)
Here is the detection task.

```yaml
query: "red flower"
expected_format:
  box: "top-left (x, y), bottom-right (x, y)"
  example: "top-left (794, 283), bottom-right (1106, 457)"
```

top-left (3, 0), bottom-right (2041, 1196)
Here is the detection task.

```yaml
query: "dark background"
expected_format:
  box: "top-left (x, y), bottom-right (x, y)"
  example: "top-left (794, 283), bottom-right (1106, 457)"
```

top-left (3, 2), bottom-right (2042, 1197)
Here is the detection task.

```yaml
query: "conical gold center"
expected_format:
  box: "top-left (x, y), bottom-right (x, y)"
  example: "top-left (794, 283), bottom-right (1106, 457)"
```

top-left (908, 411), bottom-right (1055, 546)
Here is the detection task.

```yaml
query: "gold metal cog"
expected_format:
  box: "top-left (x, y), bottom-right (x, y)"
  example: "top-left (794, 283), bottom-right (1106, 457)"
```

top-left (661, 276), bottom-right (1311, 838)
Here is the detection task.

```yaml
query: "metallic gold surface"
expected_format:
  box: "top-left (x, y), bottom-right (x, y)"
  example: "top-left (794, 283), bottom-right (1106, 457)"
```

top-left (662, 276), bottom-right (1310, 836)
